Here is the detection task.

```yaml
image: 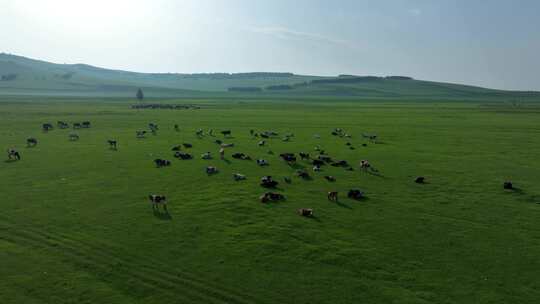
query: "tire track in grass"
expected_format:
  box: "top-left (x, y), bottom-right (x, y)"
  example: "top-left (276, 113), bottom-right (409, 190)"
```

top-left (0, 220), bottom-right (263, 304)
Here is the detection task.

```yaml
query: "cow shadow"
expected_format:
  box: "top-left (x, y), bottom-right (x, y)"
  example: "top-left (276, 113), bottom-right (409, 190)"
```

top-left (153, 209), bottom-right (172, 220)
top-left (4, 159), bottom-right (18, 163)
top-left (335, 200), bottom-right (352, 209)
top-left (222, 158), bottom-right (232, 165)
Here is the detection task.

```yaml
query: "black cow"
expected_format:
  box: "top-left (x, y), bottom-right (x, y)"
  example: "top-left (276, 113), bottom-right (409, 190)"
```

top-left (415, 176), bottom-right (425, 184)
top-left (206, 166), bottom-right (218, 175)
top-left (296, 169), bottom-right (310, 179)
top-left (299, 152), bottom-right (310, 160)
top-left (107, 140), bottom-right (117, 150)
top-left (42, 123), bottom-right (53, 132)
top-left (260, 176), bottom-right (278, 188)
top-left (348, 189), bottom-right (364, 200)
top-left (331, 160), bottom-right (349, 167)
top-left (154, 159), bottom-right (171, 168)
top-left (182, 143), bottom-right (193, 148)
top-left (221, 130), bottom-right (232, 137)
top-left (174, 152), bottom-right (193, 160)
top-left (280, 153), bottom-right (296, 163)
top-left (73, 123), bottom-right (82, 129)
top-left (503, 181), bottom-right (513, 190)
top-left (82, 121), bottom-right (91, 128)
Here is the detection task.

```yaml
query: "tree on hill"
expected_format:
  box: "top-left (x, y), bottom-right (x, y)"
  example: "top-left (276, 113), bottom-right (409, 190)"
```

top-left (136, 88), bottom-right (144, 101)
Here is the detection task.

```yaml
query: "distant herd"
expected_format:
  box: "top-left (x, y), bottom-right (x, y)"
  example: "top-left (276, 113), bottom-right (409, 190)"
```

top-left (6, 120), bottom-right (518, 218)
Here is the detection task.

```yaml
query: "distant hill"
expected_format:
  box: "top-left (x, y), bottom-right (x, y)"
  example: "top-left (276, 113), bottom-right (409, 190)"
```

top-left (1, 53), bottom-right (539, 100)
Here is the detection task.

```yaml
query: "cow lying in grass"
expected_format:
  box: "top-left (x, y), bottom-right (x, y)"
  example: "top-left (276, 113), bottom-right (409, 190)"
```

top-left (154, 159), bottom-right (171, 167)
top-left (297, 208), bottom-right (313, 217)
top-left (174, 152), bottom-right (193, 160)
top-left (26, 138), bottom-right (38, 147)
top-left (107, 140), bottom-right (117, 150)
top-left (233, 173), bottom-right (246, 181)
top-left (232, 152), bottom-right (251, 160)
top-left (69, 133), bottom-right (79, 141)
top-left (348, 189), bottom-right (364, 200)
top-left (257, 159), bottom-right (269, 166)
top-left (149, 194), bottom-right (167, 212)
top-left (260, 192), bottom-right (285, 203)
top-left (206, 166), bottom-right (218, 175)
top-left (260, 176), bottom-right (278, 188)
top-left (201, 152), bottom-right (212, 160)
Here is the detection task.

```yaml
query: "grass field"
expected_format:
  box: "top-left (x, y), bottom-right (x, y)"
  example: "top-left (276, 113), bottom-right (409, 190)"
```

top-left (1, 97), bottom-right (540, 303)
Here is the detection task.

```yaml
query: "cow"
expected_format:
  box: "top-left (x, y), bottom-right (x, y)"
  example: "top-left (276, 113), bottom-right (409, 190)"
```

top-left (149, 123), bottom-right (158, 135)
top-left (7, 148), bottom-right (20, 161)
top-left (328, 191), bottom-right (338, 202)
top-left (503, 181), bottom-right (513, 190)
top-left (279, 153), bottom-right (296, 163)
top-left (233, 173), bottom-right (246, 181)
top-left (149, 194), bottom-right (167, 212)
top-left (362, 133), bottom-right (377, 141)
top-left (232, 152), bottom-right (251, 160)
top-left (42, 123), bottom-right (53, 132)
top-left (26, 138), bottom-right (38, 147)
top-left (296, 169), bottom-right (310, 179)
top-left (360, 160), bottom-right (371, 171)
top-left (257, 159), bottom-right (269, 166)
top-left (82, 121), bottom-right (91, 128)
top-left (415, 176), bottom-right (425, 184)
top-left (299, 152), bottom-right (310, 160)
top-left (260, 176), bottom-right (278, 188)
top-left (57, 121), bottom-right (69, 129)
top-left (201, 152), bottom-right (212, 160)
top-left (318, 155), bottom-right (332, 163)
top-left (69, 133), bottom-right (79, 141)
top-left (312, 159), bottom-right (325, 166)
top-left (182, 143), bottom-right (193, 148)
top-left (221, 130), bottom-right (232, 138)
top-left (348, 189), bottom-right (364, 200)
top-left (260, 192), bottom-right (285, 203)
top-left (258, 140), bottom-right (266, 146)
top-left (324, 175), bottom-right (336, 182)
top-left (196, 129), bottom-right (204, 138)
top-left (107, 140), bottom-right (117, 150)
top-left (297, 208), bottom-right (313, 217)
top-left (174, 124), bottom-right (180, 132)
top-left (174, 152), bottom-right (193, 160)
top-left (154, 159), bottom-right (171, 168)
top-left (206, 166), bottom-right (218, 175)
top-left (136, 130), bottom-right (147, 138)
top-left (215, 139), bottom-right (223, 145)
top-left (73, 123), bottom-right (82, 129)
top-left (313, 165), bottom-right (321, 172)
top-left (171, 145), bottom-right (182, 151)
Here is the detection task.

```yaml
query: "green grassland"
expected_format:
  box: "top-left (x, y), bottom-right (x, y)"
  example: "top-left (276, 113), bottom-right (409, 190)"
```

top-left (1, 97), bottom-right (540, 303)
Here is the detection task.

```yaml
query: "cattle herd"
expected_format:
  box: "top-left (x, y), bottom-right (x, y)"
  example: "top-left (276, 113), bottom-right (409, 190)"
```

top-left (6, 122), bottom-right (518, 218)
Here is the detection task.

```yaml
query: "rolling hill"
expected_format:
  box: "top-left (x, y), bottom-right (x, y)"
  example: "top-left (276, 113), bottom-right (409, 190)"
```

top-left (1, 53), bottom-right (538, 100)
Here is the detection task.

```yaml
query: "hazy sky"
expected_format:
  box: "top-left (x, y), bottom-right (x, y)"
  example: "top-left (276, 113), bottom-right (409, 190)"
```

top-left (1, 0), bottom-right (539, 90)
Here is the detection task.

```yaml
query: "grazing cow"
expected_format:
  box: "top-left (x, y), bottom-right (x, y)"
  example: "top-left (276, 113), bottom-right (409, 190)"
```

top-left (171, 145), bottom-right (182, 151)
top-left (72, 122), bottom-right (82, 129)
top-left (174, 124), bottom-right (180, 132)
top-left (297, 208), bottom-right (313, 217)
top-left (154, 159), bottom-right (171, 168)
top-left (324, 175), bottom-right (336, 182)
top-left (260, 133), bottom-right (269, 139)
top-left (7, 148), bottom-right (21, 161)
top-left (182, 143), bottom-right (193, 148)
top-left (415, 176), bottom-right (425, 184)
top-left (233, 173), bottom-right (246, 181)
top-left (362, 133), bottom-right (377, 141)
top-left (256, 159), bottom-right (269, 166)
top-left (149, 194), bottom-right (167, 211)
top-left (296, 169), bottom-right (310, 179)
top-left (42, 123), bottom-right (53, 132)
top-left (348, 189), bottom-right (364, 200)
top-left (221, 130), bottom-right (232, 137)
top-left (503, 181), bottom-right (513, 190)
top-left (360, 160), bottom-right (371, 171)
top-left (280, 153), bottom-right (296, 163)
top-left (221, 143), bottom-right (234, 148)
top-left (82, 121), bottom-right (91, 128)
top-left (69, 133), bottom-right (79, 141)
top-left (313, 165), bottom-right (321, 172)
top-left (206, 166), bottom-right (218, 175)
top-left (260, 176), bottom-right (278, 188)
top-left (328, 191), bottom-right (338, 202)
top-left (232, 152), bottom-right (251, 160)
top-left (26, 138), bottom-right (38, 147)
top-left (258, 140), bottom-right (266, 146)
top-left (174, 152), bottom-right (193, 160)
top-left (259, 192), bottom-right (285, 203)
top-left (107, 140), bottom-right (117, 150)
top-left (215, 139), bottom-right (223, 145)
top-left (201, 152), bottom-right (212, 160)
top-left (136, 130), bottom-right (147, 138)
top-left (299, 152), bottom-right (310, 160)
